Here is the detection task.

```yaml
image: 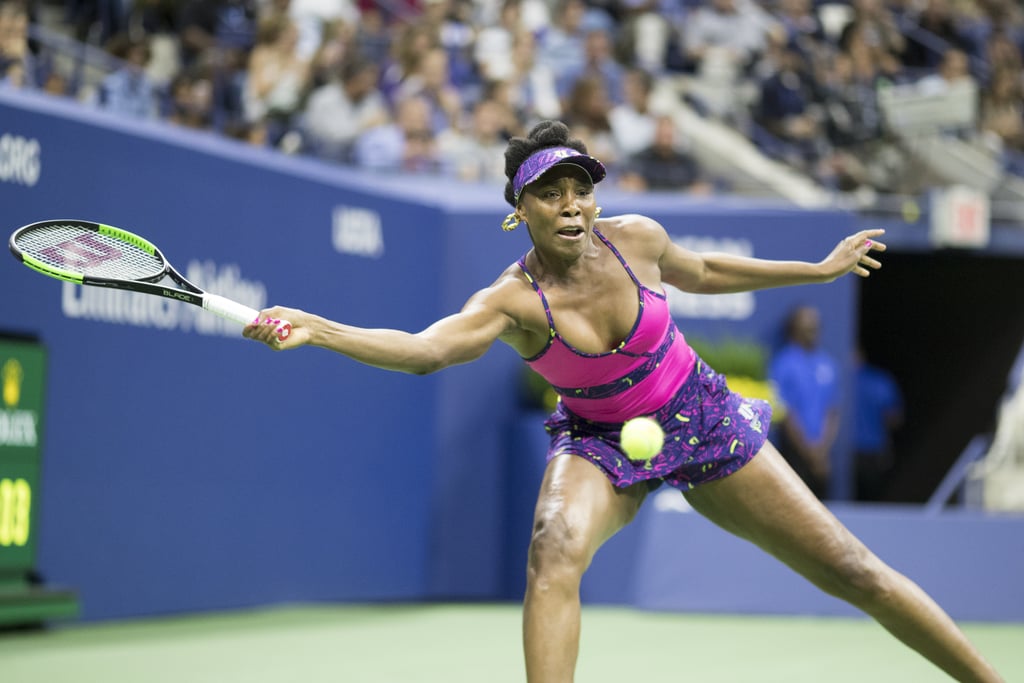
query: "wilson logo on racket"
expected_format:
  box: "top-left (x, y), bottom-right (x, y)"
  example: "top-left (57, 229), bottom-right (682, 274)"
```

top-left (40, 233), bottom-right (121, 270)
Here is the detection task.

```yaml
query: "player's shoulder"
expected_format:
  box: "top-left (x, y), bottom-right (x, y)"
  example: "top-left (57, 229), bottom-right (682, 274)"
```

top-left (469, 260), bottom-right (550, 346)
top-left (596, 213), bottom-right (670, 257)
top-left (597, 213), bottom-right (665, 235)
top-left (470, 260), bottom-right (540, 311)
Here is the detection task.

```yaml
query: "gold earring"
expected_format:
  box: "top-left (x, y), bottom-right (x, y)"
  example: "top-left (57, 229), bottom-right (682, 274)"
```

top-left (595, 207), bottom-right (603, 219)
top-left (501, 213), bottom-right (520, 232)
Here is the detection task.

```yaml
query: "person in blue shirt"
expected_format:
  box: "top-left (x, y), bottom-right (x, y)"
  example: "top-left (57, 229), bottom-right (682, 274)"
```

top-left (769, 304), bottom-right (840, 498)
top-left (854, 345), bottom-right (904, 501)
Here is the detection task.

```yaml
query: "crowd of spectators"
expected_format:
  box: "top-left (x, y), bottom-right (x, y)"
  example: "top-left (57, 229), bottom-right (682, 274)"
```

top-left (2, 0), bottom-right (1024, 197)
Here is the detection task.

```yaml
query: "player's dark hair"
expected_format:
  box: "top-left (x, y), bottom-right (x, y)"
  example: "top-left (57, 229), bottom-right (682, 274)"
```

top-left (503, 120), bottom-right (588, 206)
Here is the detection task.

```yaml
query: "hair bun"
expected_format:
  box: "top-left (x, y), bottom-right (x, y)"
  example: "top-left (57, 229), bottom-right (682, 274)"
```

top-left (528, 120), bottom-right (571, 146)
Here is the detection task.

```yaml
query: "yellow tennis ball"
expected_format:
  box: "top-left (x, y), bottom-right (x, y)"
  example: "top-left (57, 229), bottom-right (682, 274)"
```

top-left (620, 416), bottom-right (665, 461)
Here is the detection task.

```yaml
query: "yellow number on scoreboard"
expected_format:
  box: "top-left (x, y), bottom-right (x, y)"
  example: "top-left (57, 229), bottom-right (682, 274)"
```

top-left (0, 478), bottom-right (31, 547)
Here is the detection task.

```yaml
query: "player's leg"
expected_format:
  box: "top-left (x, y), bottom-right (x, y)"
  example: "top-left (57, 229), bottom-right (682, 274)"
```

top-left (682, 441), bottom-right (1004, 683)
top-left (523, 453), bottom-right (648, 683)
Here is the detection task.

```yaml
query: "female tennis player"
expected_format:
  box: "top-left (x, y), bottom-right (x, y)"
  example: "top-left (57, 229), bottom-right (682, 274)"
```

top-left (245, 120), bottom-right (1004, 683)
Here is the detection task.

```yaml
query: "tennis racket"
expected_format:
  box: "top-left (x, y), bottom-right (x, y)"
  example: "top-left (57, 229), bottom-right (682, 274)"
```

top-left (9, 219), bottom-right (291, 340)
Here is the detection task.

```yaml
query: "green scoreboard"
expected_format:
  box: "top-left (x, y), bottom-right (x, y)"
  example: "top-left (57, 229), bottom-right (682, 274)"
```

top-left (0, 337), bottom-right (78, 626)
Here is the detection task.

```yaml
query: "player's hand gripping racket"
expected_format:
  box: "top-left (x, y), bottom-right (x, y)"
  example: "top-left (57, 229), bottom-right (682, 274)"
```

top-left (9, 219), bottom-right (291, 341)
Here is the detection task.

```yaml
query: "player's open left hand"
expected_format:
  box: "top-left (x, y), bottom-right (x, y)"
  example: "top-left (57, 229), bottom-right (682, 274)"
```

top-left (244, 306), bottom-right (311, 350)
top-left (820, 229), bottom-right (886, 281)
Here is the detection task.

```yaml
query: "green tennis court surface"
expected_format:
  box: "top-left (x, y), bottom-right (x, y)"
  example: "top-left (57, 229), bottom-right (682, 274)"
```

top-left (0, 604), bottom-right (1020, 682)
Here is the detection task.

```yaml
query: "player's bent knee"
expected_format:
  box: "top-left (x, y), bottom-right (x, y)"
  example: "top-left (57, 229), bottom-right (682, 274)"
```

top-left (526, 513), bottom-right (589, 590)
top-left (819, 542), bottom-right (893, 607)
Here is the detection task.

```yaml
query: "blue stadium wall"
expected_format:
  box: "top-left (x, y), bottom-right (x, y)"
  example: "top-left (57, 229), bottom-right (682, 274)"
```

top-left (2, 88), bottom-right (1021, 622)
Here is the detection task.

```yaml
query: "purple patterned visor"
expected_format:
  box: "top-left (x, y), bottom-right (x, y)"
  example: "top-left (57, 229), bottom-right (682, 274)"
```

top-left (512, 146), bottom-right (607, 203)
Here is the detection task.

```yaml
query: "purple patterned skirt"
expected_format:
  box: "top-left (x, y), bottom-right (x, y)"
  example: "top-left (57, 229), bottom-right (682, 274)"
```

top-left (543, 358), bottom-right (772, 490)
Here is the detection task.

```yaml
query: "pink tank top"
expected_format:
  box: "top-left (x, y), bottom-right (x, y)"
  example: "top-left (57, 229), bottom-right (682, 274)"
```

top-left (518, 229), bottom-right (696, 422)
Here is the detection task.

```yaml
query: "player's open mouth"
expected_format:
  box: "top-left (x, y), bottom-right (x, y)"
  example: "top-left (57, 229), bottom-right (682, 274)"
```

top-left (557, 227), bottom-right (585, 238)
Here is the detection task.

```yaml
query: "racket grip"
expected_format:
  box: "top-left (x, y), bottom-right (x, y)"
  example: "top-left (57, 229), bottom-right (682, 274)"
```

top-left (203, 294), bottom-right (291, 341)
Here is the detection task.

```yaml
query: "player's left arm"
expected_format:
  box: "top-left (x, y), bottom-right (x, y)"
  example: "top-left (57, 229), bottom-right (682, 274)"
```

top-left (659, 225), bottom-right (887, 294)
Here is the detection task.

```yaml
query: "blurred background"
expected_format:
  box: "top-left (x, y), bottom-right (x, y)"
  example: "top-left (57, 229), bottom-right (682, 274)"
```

top-left (0, 0), bottom-right (1022, 677)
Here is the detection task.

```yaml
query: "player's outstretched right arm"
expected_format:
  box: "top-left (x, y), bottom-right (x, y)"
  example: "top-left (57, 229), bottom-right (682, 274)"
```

top-left (244, 284), bottom-right (520, 375)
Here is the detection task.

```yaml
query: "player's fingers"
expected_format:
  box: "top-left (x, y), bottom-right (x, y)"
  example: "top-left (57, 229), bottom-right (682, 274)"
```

top-left (858, 228), bottom-right (886, 242)
top-left (261, 317), bottom-right (292, 344)
top-left (243, 317), bottom-right (266, 340)
top-left (261, 320), bottom-right (283, 344)
top-left (244, 313), bottom-right (279, 346)
top-left (848, 230), bottom-right (884, 250)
